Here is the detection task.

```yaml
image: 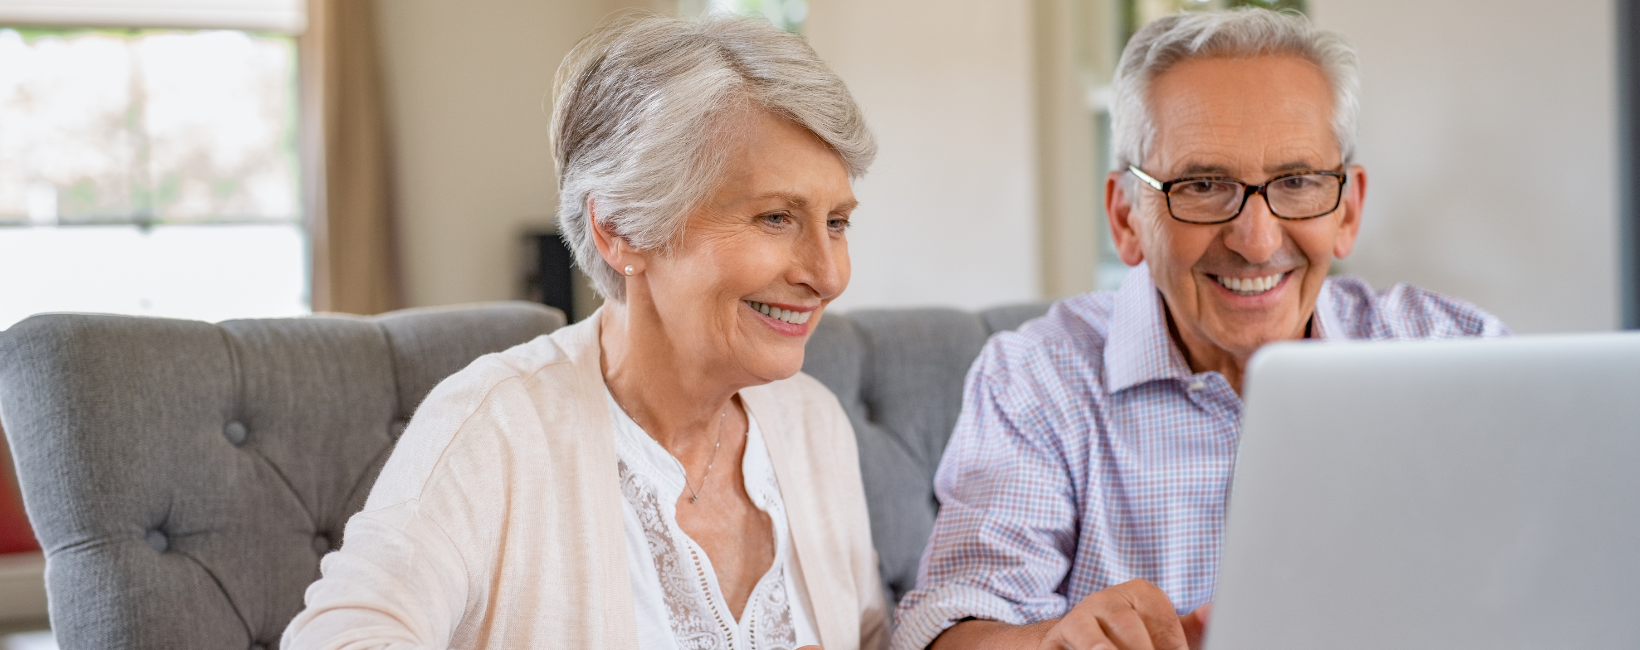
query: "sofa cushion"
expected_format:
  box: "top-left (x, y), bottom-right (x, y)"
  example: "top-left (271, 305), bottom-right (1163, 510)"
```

top-left (803, 303), bottom-right (1049, 605)
top-left (0, 302), bottom-right (563, 650)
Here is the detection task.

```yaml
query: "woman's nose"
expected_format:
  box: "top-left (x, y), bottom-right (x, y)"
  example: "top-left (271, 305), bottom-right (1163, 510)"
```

top-left (792, 228), bottom-right (846, 300)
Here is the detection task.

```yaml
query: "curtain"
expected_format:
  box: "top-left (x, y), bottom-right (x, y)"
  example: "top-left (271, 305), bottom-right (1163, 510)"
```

top-left (301, 0), bottom-right (402, 315)
top-left (0, 422), bottom-right (38, 554)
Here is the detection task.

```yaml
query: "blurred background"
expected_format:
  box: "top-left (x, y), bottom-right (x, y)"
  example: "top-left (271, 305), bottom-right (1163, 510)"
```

top-left (0, 0), bottom-right (1630, 644)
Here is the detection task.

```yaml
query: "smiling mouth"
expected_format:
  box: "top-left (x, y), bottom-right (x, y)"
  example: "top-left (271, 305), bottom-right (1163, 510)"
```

top-left (1212, 272), bottom-right (1286, 296)
top-left (744, 300), bottom-right (813, 325)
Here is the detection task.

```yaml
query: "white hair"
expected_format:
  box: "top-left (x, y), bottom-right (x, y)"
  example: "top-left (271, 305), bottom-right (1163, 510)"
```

top-left (551, 13), bottom-right (876, 302)
top-left (1111, 8), bottom-right (1360, 176)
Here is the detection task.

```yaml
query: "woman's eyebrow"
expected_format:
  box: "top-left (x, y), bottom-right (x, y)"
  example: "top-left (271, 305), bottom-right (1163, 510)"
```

top-left (750, 192), bottom-right (809, 208)
top-left (745, 192), bottom-right (856, 213)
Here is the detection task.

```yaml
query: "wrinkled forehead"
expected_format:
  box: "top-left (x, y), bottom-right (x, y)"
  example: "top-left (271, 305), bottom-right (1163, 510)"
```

top-left (1146, 55), bottom-right (1339, 175)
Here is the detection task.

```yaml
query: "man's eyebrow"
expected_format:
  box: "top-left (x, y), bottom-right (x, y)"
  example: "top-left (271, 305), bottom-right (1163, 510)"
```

top-left (1173, 160), bottom-right (1331, 178)
top-left (1266, 160), bottom-right (1326, 174)
top-left (1175, 163), bottom-right (1236, 177)
top-left (833, 198), bottom-right (859, 213)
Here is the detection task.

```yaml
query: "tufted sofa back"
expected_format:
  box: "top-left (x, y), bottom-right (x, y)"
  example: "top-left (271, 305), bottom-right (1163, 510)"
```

top-left (0, 302), bottom-right (564, 649)
top-left (801, 304), bottom-right (1050, 606)
top-left (0, 300), bottom-right (1047, 647)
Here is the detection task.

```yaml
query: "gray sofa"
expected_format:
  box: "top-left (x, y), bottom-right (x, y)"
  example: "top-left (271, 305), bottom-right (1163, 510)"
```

top-left (0, 300), bottom-right (1048, 648)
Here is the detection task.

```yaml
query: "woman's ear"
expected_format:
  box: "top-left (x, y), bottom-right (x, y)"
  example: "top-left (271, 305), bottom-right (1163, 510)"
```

top-left (588, 199), bottom-right (645, 275)
top-left (1106, 172), bottom-right (1146, 266)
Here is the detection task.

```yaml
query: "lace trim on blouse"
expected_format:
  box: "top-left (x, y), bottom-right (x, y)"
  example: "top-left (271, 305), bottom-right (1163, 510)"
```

top-left (616, 439), bottom-right (801, 650)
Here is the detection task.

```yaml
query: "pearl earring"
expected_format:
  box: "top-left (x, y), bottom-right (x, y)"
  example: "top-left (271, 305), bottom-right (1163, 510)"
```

top-left (623, 264), bottom-right (635, 276)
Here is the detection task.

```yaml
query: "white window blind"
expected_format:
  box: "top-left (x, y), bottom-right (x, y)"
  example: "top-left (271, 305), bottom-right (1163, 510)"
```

top-left (0, 0), bottom-right (305, 34)
top-left (0, 17), bottom-right (309, 328)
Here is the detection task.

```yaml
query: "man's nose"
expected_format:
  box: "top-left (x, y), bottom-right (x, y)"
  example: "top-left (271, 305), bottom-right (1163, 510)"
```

top-left (1224, 191), bottom-right (1283, 264)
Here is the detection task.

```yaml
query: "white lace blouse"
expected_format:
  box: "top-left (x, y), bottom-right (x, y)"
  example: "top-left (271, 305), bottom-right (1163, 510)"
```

top-left (607, 392), bottom-right (822, 650)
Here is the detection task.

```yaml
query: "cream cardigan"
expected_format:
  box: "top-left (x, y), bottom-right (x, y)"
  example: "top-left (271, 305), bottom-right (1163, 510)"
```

top-left (283, 313), bottom-right (888, 650)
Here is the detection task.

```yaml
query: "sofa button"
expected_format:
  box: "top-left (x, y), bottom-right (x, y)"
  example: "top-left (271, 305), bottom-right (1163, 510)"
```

top-left (223, 421), bottom-right (248, 446)
top-left (145, 529), bottom-right (168, 553)
top-left (312, 534), bottom-right (331, 555)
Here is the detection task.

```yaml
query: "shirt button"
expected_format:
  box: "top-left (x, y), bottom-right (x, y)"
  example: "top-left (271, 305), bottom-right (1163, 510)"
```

top-left (1188, 380), bottom-right (1206, 391)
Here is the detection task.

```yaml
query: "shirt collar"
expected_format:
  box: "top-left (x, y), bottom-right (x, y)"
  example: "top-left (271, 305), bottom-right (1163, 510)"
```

top-left (1104, 267), bottom-right (1346, 394)
top-left (1311, 277), bottom-right (1344, 341)
top-left (1104, 263), bottom-right (1195, 394)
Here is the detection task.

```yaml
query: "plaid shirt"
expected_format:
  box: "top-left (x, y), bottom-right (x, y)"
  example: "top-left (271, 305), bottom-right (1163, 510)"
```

top-left (891, 263), bottom-right (1508, 650)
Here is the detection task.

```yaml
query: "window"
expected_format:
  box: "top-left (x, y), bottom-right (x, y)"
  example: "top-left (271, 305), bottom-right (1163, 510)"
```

top-left (682, 0), bottom-right (808, 33)
top-left (0, 26), bottom-right (307, 329)
top-left (1124, 0), bottom-right (1304, 41)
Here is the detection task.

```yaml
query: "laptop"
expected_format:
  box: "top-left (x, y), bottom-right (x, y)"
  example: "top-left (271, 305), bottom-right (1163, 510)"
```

top-left (1207, 333), bottom-right (1640, 650)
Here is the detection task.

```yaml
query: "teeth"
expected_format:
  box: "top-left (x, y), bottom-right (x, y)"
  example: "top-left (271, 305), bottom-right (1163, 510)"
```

top-left (745, 301), bottom-right (812, 325)
top-left (1215, 272), bottom-right (1286, 295)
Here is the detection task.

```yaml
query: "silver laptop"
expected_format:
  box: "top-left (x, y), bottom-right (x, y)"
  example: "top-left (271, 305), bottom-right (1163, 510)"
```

top-left (1208, 333), bottom-right (1640, 650)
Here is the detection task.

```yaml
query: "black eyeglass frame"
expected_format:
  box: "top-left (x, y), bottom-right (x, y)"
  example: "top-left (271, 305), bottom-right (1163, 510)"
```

top-left (1127, 164), bottom-right (1348, 225)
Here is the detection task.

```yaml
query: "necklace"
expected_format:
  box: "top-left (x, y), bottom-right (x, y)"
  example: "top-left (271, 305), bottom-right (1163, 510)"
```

top-left (681, 409), bottom-right (727, 504)
top-left (620, 401), bottom-right (729, 505)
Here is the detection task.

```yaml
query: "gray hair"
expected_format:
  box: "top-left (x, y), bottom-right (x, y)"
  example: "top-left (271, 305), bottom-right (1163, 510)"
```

top-left (551, 13), bottom-right (876, 301)
top-left (1111, 8), bottom-right (1360, 176)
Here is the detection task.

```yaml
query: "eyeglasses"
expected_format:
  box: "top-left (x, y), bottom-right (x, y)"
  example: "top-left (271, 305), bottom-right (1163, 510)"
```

top-left (1128, 165), bottom-right (1347, 225)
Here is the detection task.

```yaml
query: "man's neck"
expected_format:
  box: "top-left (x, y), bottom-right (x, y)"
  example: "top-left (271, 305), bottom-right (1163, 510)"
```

top-left (1162, 308), bottom-right (1316, 397)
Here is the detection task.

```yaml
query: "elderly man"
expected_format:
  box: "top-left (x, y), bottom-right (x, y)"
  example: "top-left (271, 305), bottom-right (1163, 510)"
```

top-left (892, 8), bottom-right (1507, 650)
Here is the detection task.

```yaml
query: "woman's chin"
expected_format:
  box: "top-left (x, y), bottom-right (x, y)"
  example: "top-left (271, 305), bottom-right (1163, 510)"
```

top-left (739, 352), bottom-right (807, 385)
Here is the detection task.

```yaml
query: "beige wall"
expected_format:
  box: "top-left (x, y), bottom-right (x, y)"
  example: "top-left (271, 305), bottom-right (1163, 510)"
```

top-left (380, 0), bottom-right (1045, 314)
top-left (376, 0), bottom-right (650, 310)
top-left (1308, 0), bottom-right (1619, 332)
top-left (379, 1), bottom-right (1619, 330)
top-left (805, 0), bottom-right (1042, 311)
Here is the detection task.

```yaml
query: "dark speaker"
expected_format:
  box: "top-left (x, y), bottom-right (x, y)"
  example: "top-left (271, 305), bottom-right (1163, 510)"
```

top-left (526, 231), bottom-right (577, 321)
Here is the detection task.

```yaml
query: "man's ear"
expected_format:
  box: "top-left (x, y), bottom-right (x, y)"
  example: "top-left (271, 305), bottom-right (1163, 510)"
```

top-left (588, 199), bottom-right (645, 275)
top-left (1333, 164), bottom-right (1367, 259)
top-left (1106, 172), bottom-right (1146, 266)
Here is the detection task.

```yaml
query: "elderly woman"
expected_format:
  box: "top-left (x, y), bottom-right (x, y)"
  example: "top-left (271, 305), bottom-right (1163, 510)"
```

top-left (282, 14), bottom-right (885, 650)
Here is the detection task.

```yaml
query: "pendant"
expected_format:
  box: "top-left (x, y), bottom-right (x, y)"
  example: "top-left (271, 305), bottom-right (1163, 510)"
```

top-left (690, 495), bottom-right (699, 504)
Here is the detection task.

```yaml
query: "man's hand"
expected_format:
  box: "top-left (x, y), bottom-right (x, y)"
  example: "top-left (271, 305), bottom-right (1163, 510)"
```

top-left (1038, 580), bottom-right (1208, 650)
top-left (1180, 601), bottom-right (1210, 649)
top-left (930, 581), bottom-right (1211, 650)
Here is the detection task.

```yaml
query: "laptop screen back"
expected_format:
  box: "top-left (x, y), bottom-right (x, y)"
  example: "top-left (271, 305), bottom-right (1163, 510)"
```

top-left (1208, 333), bottom-right (1640, 650)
